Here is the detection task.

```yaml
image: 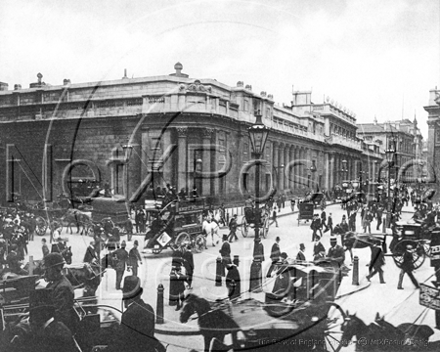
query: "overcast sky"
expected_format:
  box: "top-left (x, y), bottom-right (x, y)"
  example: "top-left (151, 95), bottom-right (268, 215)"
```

top-left (1, 0), bottom-right (438, 137)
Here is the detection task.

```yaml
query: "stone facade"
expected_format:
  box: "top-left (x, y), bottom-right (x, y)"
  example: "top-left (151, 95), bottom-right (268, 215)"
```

top-left (0, 64), bottom-right (383, 205)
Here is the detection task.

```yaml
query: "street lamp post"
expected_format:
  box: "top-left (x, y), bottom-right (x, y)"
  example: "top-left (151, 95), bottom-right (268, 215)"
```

top-left (122, 142), bottom-right (134, 200)
top-left (248, 110), bottom-right (270, 293)
top-left (385, 135), bottom-right (397, 228)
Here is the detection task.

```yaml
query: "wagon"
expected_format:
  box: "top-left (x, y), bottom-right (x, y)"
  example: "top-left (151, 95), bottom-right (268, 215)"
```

top-left (239, 205), bottom-right (270, 238)
top-left (144, 197), bottom-right (207, 254)
top-left (297, 193), bottom-right (325, 226)
top-left (389, 222), bottom-right (431, 270)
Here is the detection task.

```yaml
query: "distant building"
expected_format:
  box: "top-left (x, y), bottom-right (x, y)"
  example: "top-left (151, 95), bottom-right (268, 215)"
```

top-left (424, 89), bottom-right (440, 195)
top-left (357, 117), bottom-right (424, 183)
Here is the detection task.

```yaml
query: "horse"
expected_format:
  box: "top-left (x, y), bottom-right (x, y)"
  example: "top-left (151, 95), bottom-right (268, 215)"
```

top-left (180, 294), bottom-right (239, 351)
top-left (333, 225), bottom-right (382, 261)
top-left (341, 312), bottom-right (437, 351)
top-left (202, 218), bottom-right (220, 247)
top-left (59, 209), bottom-right (91, 235)
top-left (64, 261), bottom-right (106, 297)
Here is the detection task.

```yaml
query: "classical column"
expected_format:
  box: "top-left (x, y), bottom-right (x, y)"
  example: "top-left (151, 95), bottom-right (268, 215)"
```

top-left (176, 127), bottom-right (188, 193)
top-left (273, 142), bottom-right (279, 191)
top-left (279, 144), bottom-right (284, 191)
top-left (202, 128), bottom-right (214, 196)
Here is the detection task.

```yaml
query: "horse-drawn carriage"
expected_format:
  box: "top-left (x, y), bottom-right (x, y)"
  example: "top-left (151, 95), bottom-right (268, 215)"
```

top-left (297, 192), bottom-right (325, 226)
top-left (389, 221), bottom-right (432, 270)
top-left (178, 260), bottom-right (346, 352)
top-left (239, 205), bottom-right (270, 238)
top-left (144, 197), bottom-right (207, 254)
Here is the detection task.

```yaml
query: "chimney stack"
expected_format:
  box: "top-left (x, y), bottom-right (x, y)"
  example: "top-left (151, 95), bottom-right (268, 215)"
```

top-left (0, 82), bottom-right (8, 91)
top-left (14, 84), bottom-right (21, 90)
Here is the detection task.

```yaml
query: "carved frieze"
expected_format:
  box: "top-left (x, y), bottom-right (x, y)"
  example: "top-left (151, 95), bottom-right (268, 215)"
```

top-left (176, 127), bottom-right (188, 137)
top-left (179, 80), bottom-right (212, 93)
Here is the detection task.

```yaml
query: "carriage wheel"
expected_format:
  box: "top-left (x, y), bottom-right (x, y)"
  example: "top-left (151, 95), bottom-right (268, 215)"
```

top-left (193, 234), bottom-right (206, 253)
top-left (240, 216), bottom-right (249, 237)
top-left (324, 302), bottom-right (346, 352)
top-left (175, 232), bottom-right (191, 247)
top-left (35, 216), bottom-right (48, 236)
top-left (262, 216), bottom-right (270, 239)
top-left (392, 239), bottom-right (425, 270)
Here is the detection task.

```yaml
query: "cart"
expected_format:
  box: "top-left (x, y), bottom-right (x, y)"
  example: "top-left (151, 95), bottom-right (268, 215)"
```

top-left (239, 205), bottom-right (270, 238)
top-left (297, 202), bottom-right (314, 225)
top-left (389, 222), bottom-right (431, 270)
top-left (144, 197), bottom-right (207, 254)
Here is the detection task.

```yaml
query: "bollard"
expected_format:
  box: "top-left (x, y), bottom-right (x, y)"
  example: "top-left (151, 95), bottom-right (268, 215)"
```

top-left (29, 256), bottom-right (34, 276)
top-left (215, 257), bottom-right (223, 286)
top-left (352, 256), bottom-right (359, 286)
top-left (156, 284), bottom-right (164, 324)
top-left (233, 255), bottom-right (240, 267)
top-left (249, 260), bottom-right (262, 293)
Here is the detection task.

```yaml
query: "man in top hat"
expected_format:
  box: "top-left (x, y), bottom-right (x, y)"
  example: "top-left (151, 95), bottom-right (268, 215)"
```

top-left (397, 245), bottom-right (420, 290)
top-left (339, 215), bottom-right (349, 233)
top-left (43, 252), bottom-right (75, 333)
top-left (113, 240), bottom-right (129, 290)
top-left (313, 235), bottom-right (326, 261)
top-left (169, 265), bottom-right (187, 310)
top-left (227, 214), bottom-right (239, 242)
top-left (310, 214), bottom-right (322, 242)
top-left (128, 240), bottom-right (142, 277)
top-left (366, 242), bottom-right (386, 284)
top-left (266, 236), bottom-right (281, 278)
top-left (108, 276), bottom-right (161, 352)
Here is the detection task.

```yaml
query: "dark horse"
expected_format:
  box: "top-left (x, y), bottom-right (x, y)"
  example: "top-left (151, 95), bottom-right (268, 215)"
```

top-left (64, 262), bottom-right (106, 296)
top-left (333, 225), bottom-right (383, 261)
top-left (180, 294), bottom-right (239, 351)
top-left (341, 312), bottom-right (439, 351)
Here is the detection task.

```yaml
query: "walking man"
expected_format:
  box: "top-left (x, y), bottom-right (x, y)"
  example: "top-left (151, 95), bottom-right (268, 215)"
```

top-left (266, 236), bottom-right (280, 277)
top-left (227, 214), bottom-right (239, 242)
top-left (376, 205), bottom-right (384, 231)
top-left (182, 243), bottom-right (194, 289)
top-left (310, 214), bottom-right (322, 242)
top-left (113, 240), bottom-right (129, 290)
top-left (397, 245), bottom-right (420, 290)
top-left (220, 234), bottom-right (232, 275)
top-left (128, 240), bottom-right (142, 277)
top-left (41, 238), bottom-right (50, 259)
top-left (327, 213), bottom-right (333, 235)
top-left (366, 242), bottom-right (385, 284)
top-left (271, 207), bottom-right (279, 227)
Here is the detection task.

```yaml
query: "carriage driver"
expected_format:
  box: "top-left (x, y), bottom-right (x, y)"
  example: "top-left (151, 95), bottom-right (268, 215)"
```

top-left (43, 252), bottom-right (76, 334)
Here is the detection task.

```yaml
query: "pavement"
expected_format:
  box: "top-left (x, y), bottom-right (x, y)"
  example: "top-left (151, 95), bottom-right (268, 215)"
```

top-left (19, 200), bottom-right (438, 351)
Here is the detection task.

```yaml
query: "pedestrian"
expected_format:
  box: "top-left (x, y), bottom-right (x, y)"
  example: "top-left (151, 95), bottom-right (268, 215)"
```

top-left (310, 214), bottom-right (322, 242)
top-left (397, 245), bottom-right (420, 290)
top-left (42, 253), bottom-right (75, 333)
top-left (227, 214), bottom-right (239, 242)
top-left (296, 243), bottom-right (306, 262)
top-left (376, 205), bottom-right (384, 231)
top-left (226, 263), bottom-right (241, 300)
top-left (182, 243), bottom-right (194, 289)
top-left (363, 210), bottom-right (373, 234)
top-left (327, 213), bottom-right (333, 235)
top-left (366, 242), bottom-right (385, 284)
top-left (348, 211), bottom-right (357, 232)
top-left (321, 210), bottom-right (327, 229)
top-left (271, 207), bottom-right (279, 227)
top-left (340, 215), bottom-right (349, 233)
top-left (171, 244), bottom-right (184, 269)
top-left (327, 237), bottom-right (345, 265)
top-left (41, 238), bottom-right (50, 259)
top-left (113, 240), bottom-right (129, 290)
top-left (281, 194), bottom-right (286, 209)
top-left (169, 266), bottom-right (187, 310)
top-left (266, 236), bottom-right (280, 278)
top-left (313, 235), bottom-right (326, 261)
top-left (83, 240), bottom-right (98, 263)
top-left (107, 276), bottom-right (162, 352)
top-left (290, 199), bottom-right (296, 212)
top-left (219, 234), bottom-right (232, 275)
top-left (128, 240), bottom-right (142, 277)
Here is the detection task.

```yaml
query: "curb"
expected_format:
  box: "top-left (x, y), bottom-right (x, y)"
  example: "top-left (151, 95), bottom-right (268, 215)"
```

top-left (335, 281), bottom-right (371, 300)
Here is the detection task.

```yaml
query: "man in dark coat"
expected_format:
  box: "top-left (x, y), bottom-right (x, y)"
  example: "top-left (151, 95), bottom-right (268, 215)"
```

top-left (182, 244), bottom-right (194, 288)
top-left (366, 242), bottom-right (385, 283)
top-left (296, 243), bottom-right (306, 261)
top-left (376, 205), bottom-right (384, 231)
top-left (109, 276), bottom-right (163, 352)
top-left (266, 236), bottom-right (281, 277)
top-left (220, 234), bottom-right (232, 275)
top-left (169, 266), bottom-right (187, 310)
top-left (327, 237), bottom-right (345, 265)
top-left (313, 235), bottom-right (326, 261)
top-left (113, 240), bottom-right (129, 290)
top-left (43, 253), bottom-right (76, 333)
top-left (41, 238), bottom-right (50, 259)
top-left (228, 214), bottom-right (239, 242)
top-left (327, 213), bottom-right (333, 235)
top-left (310, 214), bottom-right (322, 242)
top-left (226, 264), bottom-right (241, 300)
top-left (83, 240), bottom-right (98, 263)
top-left (253, 237), bottom-right (265, 262)
top-left (128, 240), bottom-right (142, 277)
top-left (397, 245), bottom-right (420, 289)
